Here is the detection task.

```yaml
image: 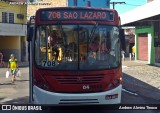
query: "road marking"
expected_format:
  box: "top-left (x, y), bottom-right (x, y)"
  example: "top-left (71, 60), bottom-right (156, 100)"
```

top-left (122, 88), bottom-right (138, 96)
top-left (122, 66), bottom-right (127, 68)
top-left (0, 98), bottom-right (12, 103)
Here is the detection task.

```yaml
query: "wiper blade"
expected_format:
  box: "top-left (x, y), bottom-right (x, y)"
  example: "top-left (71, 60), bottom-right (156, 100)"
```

top-left (89, 22), bottom-right (98, 42)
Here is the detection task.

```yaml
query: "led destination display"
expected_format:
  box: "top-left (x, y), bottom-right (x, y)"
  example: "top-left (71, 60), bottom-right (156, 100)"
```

top-left (40, 9), bottom-right (114, 21)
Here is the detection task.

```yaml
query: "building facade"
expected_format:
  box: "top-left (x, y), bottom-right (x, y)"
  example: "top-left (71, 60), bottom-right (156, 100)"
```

top-left (120, 0), bottom-right (160, 65)
top-left (147, 0), bottom-right (154, 3)
top-left (27, 0), bottom-right (67, 20)
top-left (134, 17), bottom-right (160, 65)
top-left (68, 0), bottom-right (110, 8)
top-left (0, 0), bottom-right (27, 62)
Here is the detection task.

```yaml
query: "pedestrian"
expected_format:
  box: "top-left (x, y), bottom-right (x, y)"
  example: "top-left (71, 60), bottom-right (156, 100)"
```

top-left (8, 54), bottom-right (19, 83)
top-left (0, 51), bottom-right (6, 67)
top-left (129, 34), bottom-right (135, 60)
top-left (121, 50), bottom-right (125, 61)
top-left (132, 45), bottom-right (135, 60)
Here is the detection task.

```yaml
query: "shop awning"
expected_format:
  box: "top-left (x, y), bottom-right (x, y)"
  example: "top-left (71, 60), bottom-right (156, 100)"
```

top-left (120, 0), bottom-right (160, 26)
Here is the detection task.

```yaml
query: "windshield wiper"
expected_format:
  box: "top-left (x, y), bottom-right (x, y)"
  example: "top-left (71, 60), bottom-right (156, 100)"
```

top-left (89, 22), bottom-right (98, 42)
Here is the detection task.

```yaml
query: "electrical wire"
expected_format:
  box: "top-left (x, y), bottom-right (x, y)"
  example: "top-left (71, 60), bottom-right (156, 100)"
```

top-left (125, 3), bottom-right (142, 6)
top-left (110, 1), bottom-right (143, 6)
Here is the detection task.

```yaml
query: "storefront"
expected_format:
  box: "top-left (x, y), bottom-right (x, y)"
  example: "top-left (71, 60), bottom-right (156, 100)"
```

top-left (120, 0), bottom-right (160, 65)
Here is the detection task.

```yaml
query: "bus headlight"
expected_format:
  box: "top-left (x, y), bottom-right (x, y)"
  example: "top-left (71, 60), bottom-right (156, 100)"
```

top-left (108, 77), bottom-right (122, 90)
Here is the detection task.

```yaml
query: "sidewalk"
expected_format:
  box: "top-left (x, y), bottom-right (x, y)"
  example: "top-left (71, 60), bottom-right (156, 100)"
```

top-left (0, 61), bottom-right (29, 84)
top-left (122, 57), bottom-right (160, 67)
top-left (122, 59), bottom-right (160, 101)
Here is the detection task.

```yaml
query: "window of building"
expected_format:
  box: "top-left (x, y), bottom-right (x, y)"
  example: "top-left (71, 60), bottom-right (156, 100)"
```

top-left (9, 13), bottom-right (14, 23)
top-left (2, 12), bottom-right (8, 23)
top-left (74, 0), bottom-right (77, 6)
top-left (87, 1), bottom-right (91, 7)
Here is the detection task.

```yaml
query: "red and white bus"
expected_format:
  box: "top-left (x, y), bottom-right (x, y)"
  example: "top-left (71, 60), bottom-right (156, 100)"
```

top-left (27, 7), bottom-right (123, 105)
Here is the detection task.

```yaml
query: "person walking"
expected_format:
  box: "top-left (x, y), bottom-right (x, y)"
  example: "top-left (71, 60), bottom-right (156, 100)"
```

top-left (0, 51), bottom-right (3, 64)
top-left (8, 54), bottom-right (19, 83)
top-left (121, 50), bottom-right (125, 61)
top-left (129, 34), bottom-right (135, 60)
top-left (0, 51), bottom-right (6, 67)
top-left (132, 45), bottom-right (136, 60)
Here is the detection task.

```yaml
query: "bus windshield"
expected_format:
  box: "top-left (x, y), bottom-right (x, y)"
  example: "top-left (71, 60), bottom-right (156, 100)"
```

top-left (34, 24), bottom-right (121, 70)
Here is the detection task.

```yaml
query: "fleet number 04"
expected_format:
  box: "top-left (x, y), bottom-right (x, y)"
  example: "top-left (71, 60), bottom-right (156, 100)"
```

top-left (83, 85), bottom-right (90, 89)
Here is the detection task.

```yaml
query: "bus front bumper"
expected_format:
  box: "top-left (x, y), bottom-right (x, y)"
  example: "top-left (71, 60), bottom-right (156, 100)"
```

top-left (33, 85), bottom-right (122, 105)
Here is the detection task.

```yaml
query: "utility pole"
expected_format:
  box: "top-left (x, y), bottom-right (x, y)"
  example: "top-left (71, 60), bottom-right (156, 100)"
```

top-left (110, 2), bottom-right (126, 9)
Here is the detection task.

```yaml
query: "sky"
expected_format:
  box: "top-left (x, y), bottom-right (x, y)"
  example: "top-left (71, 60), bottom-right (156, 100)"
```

top-left (110, 0), bottom-right (147, 15)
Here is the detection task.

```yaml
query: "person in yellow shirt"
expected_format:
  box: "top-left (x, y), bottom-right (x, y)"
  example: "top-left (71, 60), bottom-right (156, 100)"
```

top-left (132, 45), bottom-right (136, 59)
top-left (8, 54), bottom-right (18, 82)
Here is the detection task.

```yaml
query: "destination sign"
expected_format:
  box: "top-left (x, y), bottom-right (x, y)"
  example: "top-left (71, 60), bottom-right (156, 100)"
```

top-left (40, 9), bottom-right (114, 21)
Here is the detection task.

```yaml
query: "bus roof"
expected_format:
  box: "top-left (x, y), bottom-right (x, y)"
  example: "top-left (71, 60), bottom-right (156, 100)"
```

top-left (37, 7), bottom-right (117, 13)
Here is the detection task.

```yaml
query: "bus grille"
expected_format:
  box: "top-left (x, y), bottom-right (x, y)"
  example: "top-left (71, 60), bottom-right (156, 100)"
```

top-left (54, 74), bottom-right (104, 84)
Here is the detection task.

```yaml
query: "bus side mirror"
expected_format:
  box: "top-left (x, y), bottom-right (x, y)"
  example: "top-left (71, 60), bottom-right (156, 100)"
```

top-left (27, 26), bottom-right (34, 42)
top-left (119, 29), bottom-right (126, 51)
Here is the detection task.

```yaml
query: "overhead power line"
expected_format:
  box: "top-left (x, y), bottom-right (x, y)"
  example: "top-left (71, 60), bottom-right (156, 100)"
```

top-left (110, 2), bottom-right (126, 9)
top-left (125, 3), bottom-right (142, 6)
top-left (110, 2), bottom-right (142, 9)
